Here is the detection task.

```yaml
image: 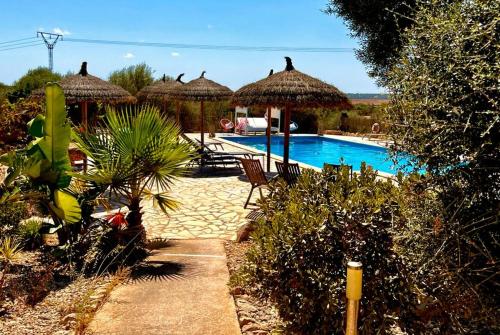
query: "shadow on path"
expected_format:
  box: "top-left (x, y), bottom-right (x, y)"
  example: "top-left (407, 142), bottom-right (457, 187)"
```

top-left (129, 260), bottom-right (187, 283)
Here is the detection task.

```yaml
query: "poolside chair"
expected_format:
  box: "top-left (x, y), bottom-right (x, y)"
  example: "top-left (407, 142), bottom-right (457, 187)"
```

top-left (69, 147), bottom-right (86, 171)
top-left (323, 163), bottom-right (353, 180)
top-left (201, 153), bottom-right (242, 171)
top-left (240, 158), bottom-right (270, 209)
top-left (275, 161), bottom-right (301, 185)
top-left (195, 138), bottom-right (225, 151)
top-left (193, 136), bottom-right (266, 165)
top-left (220, 118), bottom-right (234, 132)
top-left (181, 134), bottom-right (242, 170)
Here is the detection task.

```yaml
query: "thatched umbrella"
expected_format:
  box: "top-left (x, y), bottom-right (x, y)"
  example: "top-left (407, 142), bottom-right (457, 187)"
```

top-left (31, 62), bottom-right (135, 130)
top-left (170, 71), bottom-right (233, 148)
top-left (233, 57), bottom-right (351, 173)
top-left (136, 74), bottom-right (185, 124)
top-left (234, 69), bottom-right (275, 172)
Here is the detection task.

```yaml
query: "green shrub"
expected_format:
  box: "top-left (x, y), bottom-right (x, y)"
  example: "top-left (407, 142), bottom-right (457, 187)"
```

top-left (0, 201), bottom-right (29, 235)
top-left (9, 67), bottom-right (61, 101)
top-left (17, 218), bottom-right (42, 250)
top-left (315, 104), bottom-right (386, 134)
top-left (108, 63), bottom-right (154, 95)
top-left (386, 0), bottom-right (499, 332)
top-left (0, 99), bottom-right (43, 151)
top-left (238, 165), bottom-right (418, 334)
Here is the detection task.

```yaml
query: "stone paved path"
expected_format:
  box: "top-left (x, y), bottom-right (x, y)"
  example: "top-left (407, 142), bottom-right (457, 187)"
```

top-left (142, 173), bottom-right (264, 241)
top-left (89, 239), bottom-right (241, 335)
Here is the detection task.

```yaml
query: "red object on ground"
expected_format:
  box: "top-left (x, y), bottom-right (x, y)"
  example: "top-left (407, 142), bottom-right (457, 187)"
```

top-left (106, 212), bottom-right (128, 228)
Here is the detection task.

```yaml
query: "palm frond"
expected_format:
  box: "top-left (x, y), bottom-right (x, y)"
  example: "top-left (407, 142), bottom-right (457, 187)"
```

top-left (71, 105), bottom-right (195, 218)
top-left (142, 189), bottom-right (180, 213)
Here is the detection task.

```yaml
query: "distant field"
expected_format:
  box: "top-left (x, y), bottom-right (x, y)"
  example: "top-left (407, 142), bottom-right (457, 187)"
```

top-left (351, 98), bottom-right (388, 105)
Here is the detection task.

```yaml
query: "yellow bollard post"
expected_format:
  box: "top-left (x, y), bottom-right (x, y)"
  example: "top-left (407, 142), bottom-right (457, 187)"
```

top-left (346, 261), bottom-right (363, 335)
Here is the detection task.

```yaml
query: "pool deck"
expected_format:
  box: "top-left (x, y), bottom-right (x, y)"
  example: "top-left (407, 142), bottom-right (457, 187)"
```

top-left (136, 132), bottom-right (395, 242)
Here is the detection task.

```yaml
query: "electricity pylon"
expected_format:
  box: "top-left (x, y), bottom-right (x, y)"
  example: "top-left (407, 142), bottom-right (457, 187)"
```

top-left (37, 32), bottom-right (62, 71)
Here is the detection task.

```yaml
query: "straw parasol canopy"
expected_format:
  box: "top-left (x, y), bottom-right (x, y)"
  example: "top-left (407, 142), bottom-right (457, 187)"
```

top-left (31, 62), bottom-right (135, 130)
top-left (233, 57), bottom-right (351, 172)
top-left (31, 62), bottom-right (134, 104)
top-left (170, 71), bottom-right (233, 148)
top-left (136, 74), bottom-right (185, 124)
top-left (136, 74), bottom-right (184, 101)
top-left (233, 57), bottom-right (350, 108)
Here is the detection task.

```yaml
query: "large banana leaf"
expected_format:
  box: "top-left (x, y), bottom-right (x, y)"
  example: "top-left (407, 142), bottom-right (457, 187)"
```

top-left (53, 189), bottom-right (81, 224)
top-left (27, 114), bottom-right (45, 138)
top-left (1, 84), bottom-right (81, 225)
top-left (37, 84), bottom-right (72, 187)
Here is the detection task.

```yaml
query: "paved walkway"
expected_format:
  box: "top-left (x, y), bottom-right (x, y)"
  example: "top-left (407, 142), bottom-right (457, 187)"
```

top-left (90, 137), bottom-right (271, 334)
top-left (89, 239), bottom-right (241, 335)
top-left (142, 173), bottom-right (261, 240)
top-left (141, 135), bottom-right (278, 241)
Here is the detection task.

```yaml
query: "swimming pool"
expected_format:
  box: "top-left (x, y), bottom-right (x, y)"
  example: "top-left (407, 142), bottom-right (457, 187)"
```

top-left (221, 135), bottom-right (413, 175)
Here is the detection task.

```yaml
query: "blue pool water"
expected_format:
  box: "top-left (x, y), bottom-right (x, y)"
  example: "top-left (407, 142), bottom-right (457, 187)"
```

top-left (222, 135), bottom-right (415, 175)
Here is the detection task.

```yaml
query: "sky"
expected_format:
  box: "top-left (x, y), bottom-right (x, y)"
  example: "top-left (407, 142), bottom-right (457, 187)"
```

top-left (0, 0), bottom-right (382, 93)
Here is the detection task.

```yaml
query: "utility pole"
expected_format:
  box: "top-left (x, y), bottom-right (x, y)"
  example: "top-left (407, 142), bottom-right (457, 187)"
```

top-left (37, 32), bottom-right (62, 71)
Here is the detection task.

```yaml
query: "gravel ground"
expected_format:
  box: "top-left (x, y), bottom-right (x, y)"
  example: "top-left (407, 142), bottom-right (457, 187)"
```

top-left (224, 240), bottom-right (284, 335)
top-left (0, 251), bottom-right (109, 335)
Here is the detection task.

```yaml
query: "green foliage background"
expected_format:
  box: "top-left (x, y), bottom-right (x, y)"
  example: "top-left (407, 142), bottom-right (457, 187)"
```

top-left (108, 63), bottom-right (155, 95)
top-left (9, 67), bottom-right (61, 101)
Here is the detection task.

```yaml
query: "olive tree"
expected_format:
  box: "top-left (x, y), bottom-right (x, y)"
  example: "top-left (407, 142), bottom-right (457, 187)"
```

top-left (386, 0), bottom-right (499, 331)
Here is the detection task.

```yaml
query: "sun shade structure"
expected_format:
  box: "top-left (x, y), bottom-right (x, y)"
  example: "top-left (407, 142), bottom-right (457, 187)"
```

top-left (136, 74), bottom-right (185, 124)
top-left (233, 57), bottom-right (351, 173)
top-left (31, 61), bottom-right (135, 130)
top-left (170, 71), bottom-right (233, 149)
top-left (232, 68), bottom-right (275, 172)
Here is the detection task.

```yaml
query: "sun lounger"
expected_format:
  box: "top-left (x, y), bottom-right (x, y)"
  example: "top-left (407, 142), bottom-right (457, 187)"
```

top-left (236, 117), bottom-right (279, 134)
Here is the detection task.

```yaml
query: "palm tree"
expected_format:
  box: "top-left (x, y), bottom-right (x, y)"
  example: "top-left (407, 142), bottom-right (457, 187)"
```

top-left (73, 105), bottom-right (195, 239)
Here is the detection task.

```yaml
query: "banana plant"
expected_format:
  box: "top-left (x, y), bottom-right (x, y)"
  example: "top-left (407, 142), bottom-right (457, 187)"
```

top-left (0, 83), bottom-right (81, 229)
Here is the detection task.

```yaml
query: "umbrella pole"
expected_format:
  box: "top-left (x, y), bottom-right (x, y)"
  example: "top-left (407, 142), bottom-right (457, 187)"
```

top-left (81, 101), bottom-right (88, 131)
top-left (200, 101), bottom-right (205, 149)
top-left (266, 107), bottom-right (271, 172)
top-left (81, 101), bottom-right (88, 172)
top-left (163, 100), bottom-right (168, 115)
top-left (283, 105), bottom-right (291, 174)
top-left (176, 101), bottom-right (181, 128)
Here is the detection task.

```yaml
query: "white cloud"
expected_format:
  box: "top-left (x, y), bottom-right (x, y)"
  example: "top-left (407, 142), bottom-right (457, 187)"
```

top-left (53, 27), bottom-right (71, 36)
top-left (124, 52), bottom-right (135, 59)
top-left (171, 52), bottom-right (180, 57)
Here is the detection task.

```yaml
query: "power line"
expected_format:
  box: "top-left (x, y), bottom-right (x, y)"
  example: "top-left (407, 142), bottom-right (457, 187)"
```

top-left (0, 36), bottom-right (37, 45)
top-left (0, 40), bottom-right (44, 48)
top-left (64, 37), bottom-right (354, 53)
top-left (0, 42), bottom-right (45, 52)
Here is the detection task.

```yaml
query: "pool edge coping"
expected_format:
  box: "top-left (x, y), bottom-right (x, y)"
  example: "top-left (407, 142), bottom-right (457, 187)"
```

top-left (215, 134), bottom-right (395, 180)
